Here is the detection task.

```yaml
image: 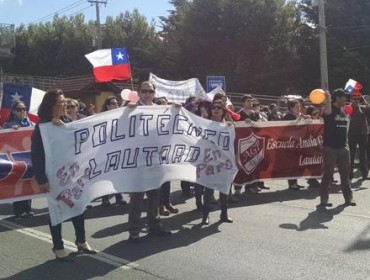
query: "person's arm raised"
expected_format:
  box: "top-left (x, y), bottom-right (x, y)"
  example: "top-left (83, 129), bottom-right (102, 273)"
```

top-left (322, 91), bottom-right (332, 116)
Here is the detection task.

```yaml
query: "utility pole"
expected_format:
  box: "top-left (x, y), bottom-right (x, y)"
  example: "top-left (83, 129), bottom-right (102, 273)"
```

top-left (317, 0), bottom-right (329, 91)
top-left (88, 0), bottom-right (107, 50)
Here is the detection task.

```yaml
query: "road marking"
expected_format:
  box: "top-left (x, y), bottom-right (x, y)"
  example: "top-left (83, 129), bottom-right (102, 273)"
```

top-left (0, 219), bottom-right (138, 270)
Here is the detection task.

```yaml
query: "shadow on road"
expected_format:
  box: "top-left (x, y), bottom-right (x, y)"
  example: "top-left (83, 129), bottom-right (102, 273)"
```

top-left (344, 222), bottom-right (370, 253)
top-left (279, 204), bottom-right (346, 231)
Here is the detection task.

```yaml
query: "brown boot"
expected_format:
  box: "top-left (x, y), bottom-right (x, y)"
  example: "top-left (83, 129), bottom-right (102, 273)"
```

top-left (159, 205), bottom-right (170, 216)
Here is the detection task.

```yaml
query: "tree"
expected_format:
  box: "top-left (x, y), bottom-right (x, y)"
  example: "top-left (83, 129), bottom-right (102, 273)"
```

top-left (160, 0), bottom-right (303, 95)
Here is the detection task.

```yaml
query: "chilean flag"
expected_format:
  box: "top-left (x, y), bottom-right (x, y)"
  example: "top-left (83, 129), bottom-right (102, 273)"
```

top-left (345, 79), bottom-right (363, 95)
top-left (0, 83), bottom-right (45, 126)
top-left (85, 47), bottom-right (132, 82)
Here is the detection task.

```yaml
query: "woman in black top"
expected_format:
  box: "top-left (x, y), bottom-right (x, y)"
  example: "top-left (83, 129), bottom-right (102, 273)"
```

top-left (31, 89), bottom-right (96, 262)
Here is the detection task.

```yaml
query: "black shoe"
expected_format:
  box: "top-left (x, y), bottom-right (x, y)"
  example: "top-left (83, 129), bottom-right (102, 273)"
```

top-left (148, 228), bottom-right (172, 237)
top-left (228, 195), bottom-right (239, 203)
top-left (259, 183), bottom-right (270, 190)
top-left (220, 214), bottom-right (233, 223)
top-left (202, 216), bottom-right (209, 225)
top-left (128, 235), bottom-right (140, 243)
top-left (165, 204), bottom-right (179, 214)
top-left (102, 200), bottom-right (111, 207)
top-left (320, 201), bottom-right (333, 207)
top-left (345, 199), bottom-right (357, 206)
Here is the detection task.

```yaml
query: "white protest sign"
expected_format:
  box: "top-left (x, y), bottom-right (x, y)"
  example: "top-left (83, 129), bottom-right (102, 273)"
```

top-left (40, 106), bottom-right (238, 225)
top-left (149, 73), bottom-right (207, 103)
top-left (206, 86), bottom-right (233, 106)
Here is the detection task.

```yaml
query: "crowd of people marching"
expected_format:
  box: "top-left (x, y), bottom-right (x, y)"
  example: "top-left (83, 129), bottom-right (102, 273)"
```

top-left (1, 81), bottom-right (369, 262)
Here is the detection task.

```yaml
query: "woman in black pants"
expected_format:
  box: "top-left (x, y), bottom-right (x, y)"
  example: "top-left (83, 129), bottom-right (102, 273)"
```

top-left (31, 89), bottom-right (96, 262)
top-left (202, 100), bottom-right (233, 225)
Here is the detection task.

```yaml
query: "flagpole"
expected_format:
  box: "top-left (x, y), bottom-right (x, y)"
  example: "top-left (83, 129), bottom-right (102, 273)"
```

top-left (127, 54), bottom-right (134, 91)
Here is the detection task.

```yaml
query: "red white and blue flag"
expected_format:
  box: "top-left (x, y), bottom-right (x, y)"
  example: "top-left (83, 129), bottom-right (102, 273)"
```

top-left (85, 47), bottom-right (132, 82)
top-left (345, 79), bottom-right (363, 95)
top-left (0, 83), bottom-right (45, 126)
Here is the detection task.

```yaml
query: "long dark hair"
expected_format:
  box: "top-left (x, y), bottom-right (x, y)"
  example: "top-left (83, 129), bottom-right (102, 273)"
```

top-left (101, 96), bottom-right (117, 112)
top-left (37, 89), bottom-right (64, 121)
top-left (8, 101), bottom-right (27, 121)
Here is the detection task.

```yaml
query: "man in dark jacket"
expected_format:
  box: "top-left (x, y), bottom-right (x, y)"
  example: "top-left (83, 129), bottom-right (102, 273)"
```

top-left (348, 94), bottom-right (370, 180)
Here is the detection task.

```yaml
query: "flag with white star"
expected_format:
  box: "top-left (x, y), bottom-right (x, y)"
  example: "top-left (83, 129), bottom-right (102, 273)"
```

top-left (85, 47), bottom-right (132, 82)
top-left (0, 83), bottom-right (45, 125)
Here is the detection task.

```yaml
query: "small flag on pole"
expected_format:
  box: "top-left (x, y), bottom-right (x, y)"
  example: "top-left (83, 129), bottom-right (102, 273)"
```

top-left (85, 47), bottom-right (132, 82)
top-left (344, 79), bottom-right (363, 95)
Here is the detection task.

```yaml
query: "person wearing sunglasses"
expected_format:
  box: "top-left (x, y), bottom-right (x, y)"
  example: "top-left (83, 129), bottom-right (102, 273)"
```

top-left (201, 100), bottom-right (233, 225)
top-left (4, 101), bottom-right (35, 219)
top-left (99, 96), bottom-right (127, 207)
top-left (126, 81), bottom-right (173, 243)
top-left (65, 98), bottom-right (86, 121)
top-left (348, 93), bottom-right (370, 180)
top-left (31, 89), bottom-right (96, 262)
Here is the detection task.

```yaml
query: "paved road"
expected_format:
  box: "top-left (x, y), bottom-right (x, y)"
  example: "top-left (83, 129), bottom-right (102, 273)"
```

top-left (1, 175), bottom-right (370, 280)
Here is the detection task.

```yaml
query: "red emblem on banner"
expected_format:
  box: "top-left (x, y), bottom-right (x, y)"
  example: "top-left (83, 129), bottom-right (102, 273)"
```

top-left (239, 133), bottom-right (265, 175)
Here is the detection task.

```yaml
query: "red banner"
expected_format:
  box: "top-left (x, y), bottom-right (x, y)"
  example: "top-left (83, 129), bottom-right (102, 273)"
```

top-left (0, 127), bottom-right (43, 203)
top-left (234, 120), bottom-right (324, 185)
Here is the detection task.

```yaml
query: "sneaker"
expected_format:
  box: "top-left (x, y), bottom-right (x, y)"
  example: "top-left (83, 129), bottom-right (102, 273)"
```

top-left (289, 184), bottom-right (300, 190)
top-left (20, 212), bottom-right (28, 218)
top-left (26, 211), bottom-right (34, 217)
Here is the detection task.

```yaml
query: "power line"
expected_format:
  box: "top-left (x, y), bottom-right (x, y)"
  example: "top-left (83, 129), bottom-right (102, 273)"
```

top-left (328, 24), bottom-right (370, 30)
top-left (28, 0), bottom-right (87, 25)
top-left (326, 29), bottom-right (370, 72)
top-left (65, 4), bottom-right (93, 18)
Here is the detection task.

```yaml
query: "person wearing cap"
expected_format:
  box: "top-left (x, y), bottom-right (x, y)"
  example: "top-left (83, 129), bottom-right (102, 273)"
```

top-left (348, 93), bottom-right (370, 180)
top-left (320, 88), bottom-right (356, 207)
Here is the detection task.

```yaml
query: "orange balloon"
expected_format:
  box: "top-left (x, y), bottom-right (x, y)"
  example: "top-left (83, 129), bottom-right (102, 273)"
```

top-left (309, 89), bottom-right (326, 105)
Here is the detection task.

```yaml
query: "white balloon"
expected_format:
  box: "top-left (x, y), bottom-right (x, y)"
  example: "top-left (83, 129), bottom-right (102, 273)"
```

top-left (120, 89), bottom-right (131, 100)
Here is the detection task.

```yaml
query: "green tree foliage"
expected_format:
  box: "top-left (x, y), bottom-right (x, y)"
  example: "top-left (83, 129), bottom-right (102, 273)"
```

top-left (301, 0), bottom-right (370, 92)
top-left (4, 1), bottom-right (370, 95)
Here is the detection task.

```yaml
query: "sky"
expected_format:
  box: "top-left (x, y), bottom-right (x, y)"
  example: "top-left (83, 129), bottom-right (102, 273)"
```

top-left (0, 0), bottom-right (173, 28)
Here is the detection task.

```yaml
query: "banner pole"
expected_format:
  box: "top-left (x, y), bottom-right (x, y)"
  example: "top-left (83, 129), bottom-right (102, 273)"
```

top-left (127, 54), bottom-right (134, 91)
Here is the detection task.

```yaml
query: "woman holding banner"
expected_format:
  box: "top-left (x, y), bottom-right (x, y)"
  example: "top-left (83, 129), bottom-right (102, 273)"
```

top-left (4, 100), bottom-right (35, 219)
top-left (31, 89), bottom-right (96, 262)
top-left (202, 99), bottom-right (233, 225)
